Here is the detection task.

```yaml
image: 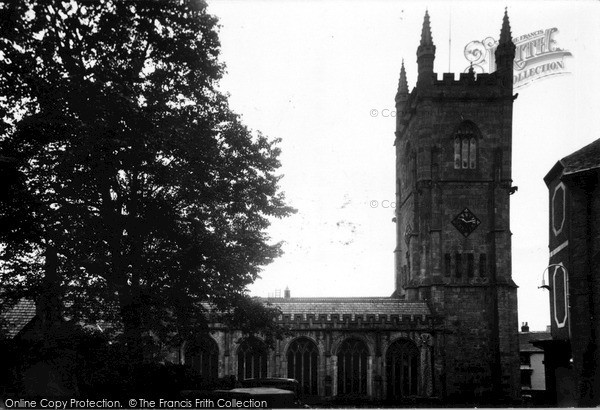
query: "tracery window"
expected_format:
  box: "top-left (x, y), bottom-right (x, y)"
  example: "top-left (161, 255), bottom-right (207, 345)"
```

top-left (186, 336), bottom-right (219, 380)
top-left (287, 338), bottom-right (319, 395)
top-left (453, 122), bottom-right (479, 169)
top-left (237, 337), bottom-right (268, 380)
top-left (386, 339), bottom-right (420, 399)
top-left (337, 338), bottom-right (369, 395)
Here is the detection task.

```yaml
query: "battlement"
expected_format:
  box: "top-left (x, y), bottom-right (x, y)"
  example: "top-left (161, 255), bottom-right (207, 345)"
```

top-left (276, 312), bottom-right (429, 325)
top-left (397, 69), bottom-right (509, 126)
top-left (434, 71), bottom-right (500, 87)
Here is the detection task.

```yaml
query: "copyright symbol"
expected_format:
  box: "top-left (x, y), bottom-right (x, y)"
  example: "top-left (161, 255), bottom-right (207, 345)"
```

top-left (370, 109), bottom-right (378, 117)
top-left (129, 399), bottom-right (137, 408)
top-left (370, 200), bottom-right (378, 208)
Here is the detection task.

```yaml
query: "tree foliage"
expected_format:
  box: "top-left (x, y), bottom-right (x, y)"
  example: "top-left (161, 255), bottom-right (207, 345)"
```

top-left (0, 0), bottom-right (293, 355)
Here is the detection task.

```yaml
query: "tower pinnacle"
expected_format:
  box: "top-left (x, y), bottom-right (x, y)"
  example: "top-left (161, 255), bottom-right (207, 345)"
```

top-left (494, 9), bottom-right (515, 86)
top-left (420, 10), bottom-right (434, 47)
top-left (395, 59), bottom-right (409, 113)
top-left (416, 10), bottom-right (436, 86)
top-left (397, 59), bottom-right (409, 96)
top-left (499, 8), bottom-right (512, 44)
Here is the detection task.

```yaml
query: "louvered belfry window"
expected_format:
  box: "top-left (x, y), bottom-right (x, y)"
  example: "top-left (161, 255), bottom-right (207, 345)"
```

top-left (453, 122), bottom-right (478, 169)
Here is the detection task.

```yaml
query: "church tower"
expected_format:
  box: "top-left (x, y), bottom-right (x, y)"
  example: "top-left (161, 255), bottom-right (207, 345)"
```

top-left (394, 11), bottom-right (519, 401)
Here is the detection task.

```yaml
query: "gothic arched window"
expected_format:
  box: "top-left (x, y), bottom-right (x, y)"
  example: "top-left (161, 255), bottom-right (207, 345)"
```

top-left (287, 338), bottom-right (319, 396)
top-left (186, 336), bottom-right (219, 380)
top-left (453, 122), bottom-right (479, 169)
top-left (337, 338), bottom-right (369, 395)
top-left (237, 337), bottom-right (268, 380)
top-left (386, 339), bottom-right (420, 400)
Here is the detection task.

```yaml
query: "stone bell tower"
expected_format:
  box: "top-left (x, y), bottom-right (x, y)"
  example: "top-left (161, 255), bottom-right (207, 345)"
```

top-left (393, 10), bottom-right (520, 401)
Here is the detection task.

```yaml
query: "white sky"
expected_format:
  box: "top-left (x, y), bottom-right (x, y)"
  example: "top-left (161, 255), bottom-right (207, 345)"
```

top-left (207, 0), bottom-right (600, 331)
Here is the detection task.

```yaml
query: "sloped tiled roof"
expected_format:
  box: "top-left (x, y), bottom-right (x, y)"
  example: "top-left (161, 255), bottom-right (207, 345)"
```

top-left (265, 297), bottom-right (430, 320)
top-left (1, 299), bottom-right (36, 339)
top-left (1, 297), bottom-right (430, 337)
top-left (519, 331), bottom-right (552, 353)
top-left (544, 138), bottom-right (600, 185)
top-left (561, 138), bottom-right (600, 176)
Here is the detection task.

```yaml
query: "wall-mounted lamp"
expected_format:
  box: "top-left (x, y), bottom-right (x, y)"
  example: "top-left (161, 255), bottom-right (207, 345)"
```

top-left (539, 278), bottom-right (551, 291)
top-left (539, 264), bottom-right (567, 291)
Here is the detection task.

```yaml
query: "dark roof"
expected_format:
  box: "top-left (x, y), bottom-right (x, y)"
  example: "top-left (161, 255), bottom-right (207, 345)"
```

top-left (1, 299), bottom-right (36, 339)
top-left (561, 138), bottom-right (600, 176)
top-left (266, 297), bottom-right (430, 319)
top-left (519, 331), bottom-right (552, 352)
top-left (1, 297), bottom-right (430, 337)
top-left (545, 138), bottom-right (600, 184)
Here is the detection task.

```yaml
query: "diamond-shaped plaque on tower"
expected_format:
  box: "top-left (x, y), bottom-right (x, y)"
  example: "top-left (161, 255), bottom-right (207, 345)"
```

top-left (451, 208), bottom-right (481, 238)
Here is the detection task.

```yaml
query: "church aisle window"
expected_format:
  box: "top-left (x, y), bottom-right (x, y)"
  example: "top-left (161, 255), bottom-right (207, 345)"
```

top-left (287, 338), bottom-right (319, 395)
top-left (337, 338), bottom-right (369, 395)
top-left (386, 339), bottom-right (420, 399)
top-left (237, 337), bottom-right (268, 380)
top-left (187, 336), bottom-right (219, 381)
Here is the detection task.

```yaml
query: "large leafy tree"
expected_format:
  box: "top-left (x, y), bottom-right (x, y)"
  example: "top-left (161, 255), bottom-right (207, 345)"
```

top-left (0, 0), bottom-right (292, 358)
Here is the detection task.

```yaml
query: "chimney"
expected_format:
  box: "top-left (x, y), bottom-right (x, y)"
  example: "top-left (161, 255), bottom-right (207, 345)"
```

top-left (284, 287), bottom-right (290, 299)
top-left (521, 322), bottom-right (529, 332)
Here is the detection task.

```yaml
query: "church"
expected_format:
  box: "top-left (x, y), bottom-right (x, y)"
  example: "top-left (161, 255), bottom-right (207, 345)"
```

top-left (183, 10), bottom-right (521, 404)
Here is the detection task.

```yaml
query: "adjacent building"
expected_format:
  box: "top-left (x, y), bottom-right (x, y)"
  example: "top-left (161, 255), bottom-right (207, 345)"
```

top-left (518, 322), bottom-right (551, 403)
top-left (539, 137), bottom-right (600, 406)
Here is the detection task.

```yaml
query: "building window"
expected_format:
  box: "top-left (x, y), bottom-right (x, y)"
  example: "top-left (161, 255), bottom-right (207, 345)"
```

top-left (453, 122), bottom-right (479, 169)
top-left (386, 339), bottom-right (420, 400)
top-left (237, 337), bottom-right (268, 380)
top-left (287, 338), bottom-right (319, 396)
top-left (455, 253), bottom-right (462, 278)
top-left (479, 254), bottom-right (487, 277)
top-left (337, 338), bottom-right (369, 395)
top-left (186, 336), bottom-right (219, 380)
top-left (467, 253), bottom-right (474, 278)
top-left (521, 369), bottom-right (532, 388)
top-left (520, 352), bottom-right (531, 366)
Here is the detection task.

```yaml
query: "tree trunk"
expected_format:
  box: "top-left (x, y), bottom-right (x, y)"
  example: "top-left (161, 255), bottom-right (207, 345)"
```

top-left (38, 244), bottom-right (62, 333)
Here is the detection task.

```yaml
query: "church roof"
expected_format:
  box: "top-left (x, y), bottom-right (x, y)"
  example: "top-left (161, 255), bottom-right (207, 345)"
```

top-left (1, 296), bottom-right (431, 338)
top-left (266, 297), bottom-right (430, 319)
top-left (1, 299), bottom-right (36, 339)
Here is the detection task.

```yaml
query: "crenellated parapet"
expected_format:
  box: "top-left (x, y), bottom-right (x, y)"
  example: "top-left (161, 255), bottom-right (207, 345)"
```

top-left (263, 296), bottom-right (433, 330)
top-left (276, 312), bottom-right (432, 327)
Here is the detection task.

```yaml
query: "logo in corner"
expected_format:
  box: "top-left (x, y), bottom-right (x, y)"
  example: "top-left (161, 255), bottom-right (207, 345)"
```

top-left (464, 28), bottom-right (572, 89)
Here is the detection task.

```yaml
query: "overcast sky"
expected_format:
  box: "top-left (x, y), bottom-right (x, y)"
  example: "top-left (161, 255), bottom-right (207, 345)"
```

top-left (207, 0), bottom-right (600, 331)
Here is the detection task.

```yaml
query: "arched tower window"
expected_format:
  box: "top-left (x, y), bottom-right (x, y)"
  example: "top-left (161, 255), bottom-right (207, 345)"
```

top-left (186, 336), bottom-right (219, 380)
top-left (237, 337), bottom-right (268, 380)
top-left (386, 338), bottom-right (420, 400)
top-left (337, 338), bottom-right (369, 395)
top-left (287, 338), bottom-right (319, 396)
top-left (453, 122), bottom-right (479, 169)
